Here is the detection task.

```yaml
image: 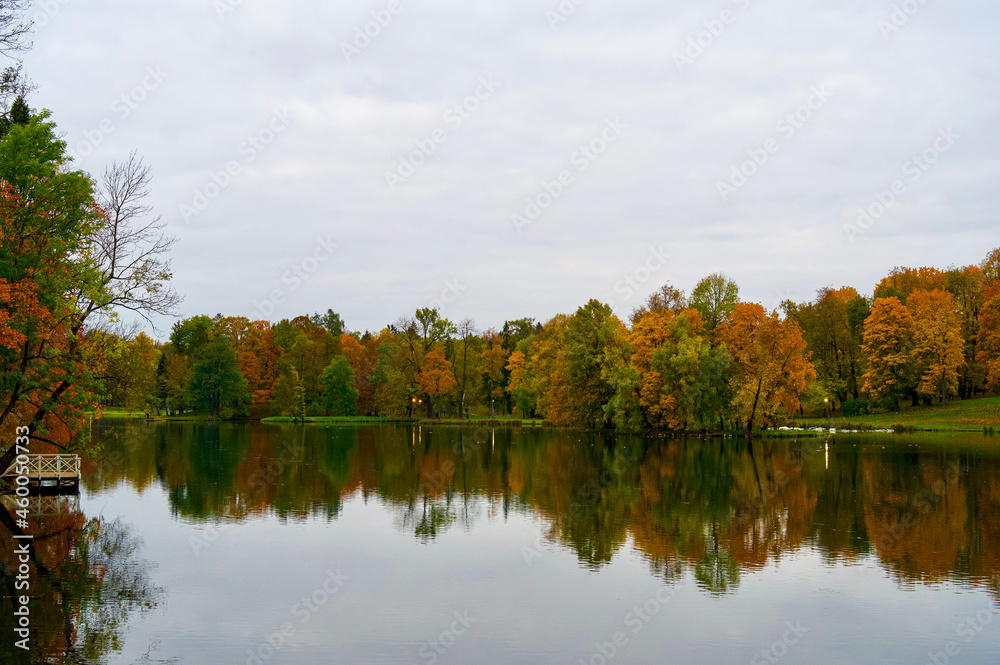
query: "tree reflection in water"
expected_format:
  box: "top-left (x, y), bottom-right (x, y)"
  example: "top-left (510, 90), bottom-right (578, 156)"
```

top-left (0, 497), bottom-right (164, 665)
top-left (87, 421), bottom-right (1000, 604)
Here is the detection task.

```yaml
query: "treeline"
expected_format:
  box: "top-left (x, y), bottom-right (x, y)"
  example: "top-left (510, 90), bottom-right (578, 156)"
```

top-left (103, 250), bottom-right (1000, 433)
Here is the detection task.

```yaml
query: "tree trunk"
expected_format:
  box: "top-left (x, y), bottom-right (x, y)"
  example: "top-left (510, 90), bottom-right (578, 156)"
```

top-left (746, 378), bottom-right (763, 437)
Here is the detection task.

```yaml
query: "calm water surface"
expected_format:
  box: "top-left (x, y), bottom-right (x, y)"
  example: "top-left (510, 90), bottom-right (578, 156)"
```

top-left (3, 422), bottom-right (999, 664)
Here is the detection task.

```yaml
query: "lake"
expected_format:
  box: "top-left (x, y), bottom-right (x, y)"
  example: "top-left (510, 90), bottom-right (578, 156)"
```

top-left (3, 422), bottom-right (999, 664)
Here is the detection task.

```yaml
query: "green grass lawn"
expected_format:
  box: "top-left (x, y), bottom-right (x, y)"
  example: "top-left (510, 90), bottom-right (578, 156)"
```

top-left (260, 416), bottom-right (419, 424)
top-left (260, 415), bottom-right (547, 427)
top-left (95, 406), bottom-right (148, 419)
top-left (793, 395), bottom-right (1000, 432)
top-left (96, 408), bottom-right (232, 422)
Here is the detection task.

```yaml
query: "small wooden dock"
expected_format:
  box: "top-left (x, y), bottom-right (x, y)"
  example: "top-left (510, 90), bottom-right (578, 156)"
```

top-left (2, 454), bottom-right (81, 494)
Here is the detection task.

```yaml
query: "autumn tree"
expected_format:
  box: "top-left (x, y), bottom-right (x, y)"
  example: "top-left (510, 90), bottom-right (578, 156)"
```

top-left (861, 297), bottom-right (915, 409)
top-left (978, 283), bottom-right (1000, 391)
top-left (500, 318), bottom-right (536, 414)
top-left (214, 317), bottom-right (283, 416)
top-left (506, 348), bottom-right (534, 417)
top-left (105, 333), bottom-right (160, 414)
top-left (481, 330), bottom-right (508, 417)
top-left (979, 247), bottom-right (1000, 285)
top-left (874, 266), bottom-right (947, 304)
top-left (0, 108), bottom-right (177, 473)
top-left (601, 316), bottom-right (642, 432)
top-left (630, 282), bottom-right (687, 325)
top-left (420, 346), bottom-right (457, 418)
top-left (270, 364), bottom-right (306, 421)
top-left (716, 303), bottom-right (815, 434)
top-left (271, 316), bottom-right (341, 413)
top-left (396, 308), bottom-right (455, 418)
top-left (453, 318), bottom-right (477, 417)
top-left (648, 310), bottom-right (731, 431)
top-left (791, 287), bottom-right (868, 404)
top-left (371, 329), bottom-right (418, 417)
top-left (156, 346), bottom-right (191, 415)
top-left (521, 315), bottom-right (572, 426)
top-left (945, 266), bottom-right (986, 399)
top-left (690, 273), bottom-right (739, 331)
top-left (908, 289), bottom-right (965, 408)
top-left (341, 333), bottom-right (378, 415)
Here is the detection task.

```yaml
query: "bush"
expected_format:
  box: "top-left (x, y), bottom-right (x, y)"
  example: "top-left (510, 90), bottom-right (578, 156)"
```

top-left (841, 399), bottom-right (871, 418)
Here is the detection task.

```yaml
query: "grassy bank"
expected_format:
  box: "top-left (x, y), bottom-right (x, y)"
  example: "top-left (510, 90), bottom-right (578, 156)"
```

top-left (95, 407), bottom-right (148, 419)
top-left (260, 416), bottom-right (549, 427)
top-left (792, 395), bottom-right (1000, 433)
top-left (260, 416), bottom-right (419, 425)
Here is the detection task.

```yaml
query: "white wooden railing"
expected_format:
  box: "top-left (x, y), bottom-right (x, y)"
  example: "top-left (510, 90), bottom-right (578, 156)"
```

top-left (2, 454), bottom-right (81, 479)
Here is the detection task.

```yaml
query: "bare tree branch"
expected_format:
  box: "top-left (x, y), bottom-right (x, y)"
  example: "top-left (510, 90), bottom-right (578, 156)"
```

top-left (0, 1), bottom-right (33, 58)
top-left (78, 151), bottom-right (183, 333)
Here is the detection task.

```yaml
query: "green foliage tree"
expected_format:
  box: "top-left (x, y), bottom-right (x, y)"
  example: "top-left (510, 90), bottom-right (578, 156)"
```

top-left (270, 365), bottom-right (307, 420)
top-left (106, 333), bottom-right (160, 414)
top-left (186, 336), bottom-right (249, 418)
top-left (564, 300), bottom-right (624, 428)
top-left (170, 315), bottom-right (215, 357)
top-left (981, 247), bottom-right (1000, 285)
top-left (321, 356), bottom-right (359, 416)
top-left (690, 273), bottom-right (739, 331)
top-left (311, 309), bottom-right (345, 336)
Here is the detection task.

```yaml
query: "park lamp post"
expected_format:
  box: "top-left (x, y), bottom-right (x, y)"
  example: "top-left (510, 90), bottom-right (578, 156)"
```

top-left (824, 397), bottom-right (829, 420)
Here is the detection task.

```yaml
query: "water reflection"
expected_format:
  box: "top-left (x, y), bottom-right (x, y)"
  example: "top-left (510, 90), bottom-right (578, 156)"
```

top-left (86, 422), bottom-right (1000, 600)
top-left (0, 494), bottom-right (163, 665)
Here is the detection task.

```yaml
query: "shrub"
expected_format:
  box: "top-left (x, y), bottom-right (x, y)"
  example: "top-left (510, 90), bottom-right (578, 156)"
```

top-left (841, 399), bottom-right (871, 418)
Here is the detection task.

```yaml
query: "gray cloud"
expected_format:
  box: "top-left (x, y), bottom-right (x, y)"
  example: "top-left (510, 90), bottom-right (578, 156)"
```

top-left (23, 0), bottom-right (1000, 334)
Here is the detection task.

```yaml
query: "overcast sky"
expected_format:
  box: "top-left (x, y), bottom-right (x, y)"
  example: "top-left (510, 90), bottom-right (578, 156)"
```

top-left (23, 0), bottom-right (1000, 336)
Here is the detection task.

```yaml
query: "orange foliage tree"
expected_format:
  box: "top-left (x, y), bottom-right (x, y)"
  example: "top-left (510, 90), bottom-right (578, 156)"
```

top-left (716, 303), bottom-right (815, 434)
top-left (874, 266), bottom-right (948, 303)
top-left (908, 289), bottom-right (966, 408)
top-left (217, 317), bottom-right (283, 416)
top-left (861, 297), bottom-right (915, 409)
top-left (1, 118), bottom-right (178, 471)
top-left (341, 333), bottom-right (379, 415)
top-left (420, 347), bottom-right (457, 418)
top-left (977, 284), bottom-right (1000, 391)
top-left (481, 330), bottom-right (508, 417)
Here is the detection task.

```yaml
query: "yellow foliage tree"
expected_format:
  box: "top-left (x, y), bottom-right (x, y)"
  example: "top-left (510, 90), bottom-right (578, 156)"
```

top-left (523, 315), bottom-right (573, 426)
top-left (481, 330), bottom-right (508, 417)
